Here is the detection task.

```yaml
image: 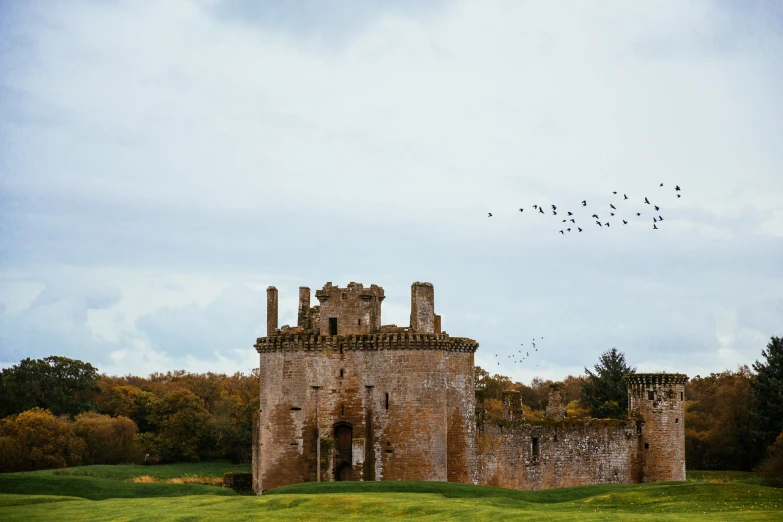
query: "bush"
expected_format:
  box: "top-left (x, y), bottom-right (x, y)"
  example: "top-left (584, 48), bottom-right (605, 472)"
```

top-left (223, 472), bottom-right (253, 492)
top-left (73, 412), bottom-right (141, 464)
top-left (0, 408), bottom-right (85, 471)
top-left (756, 430), bottom-right (783, 487)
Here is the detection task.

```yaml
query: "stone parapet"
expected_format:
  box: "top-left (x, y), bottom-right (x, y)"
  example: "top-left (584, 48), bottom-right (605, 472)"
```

top-left (623, 373), bottom-right (688, 385)
top-left (255, 333), bottom-right (478, 353)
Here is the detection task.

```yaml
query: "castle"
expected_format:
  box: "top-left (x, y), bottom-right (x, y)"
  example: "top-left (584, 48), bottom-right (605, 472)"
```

top-left (252, 281), bottom-right (687, 493)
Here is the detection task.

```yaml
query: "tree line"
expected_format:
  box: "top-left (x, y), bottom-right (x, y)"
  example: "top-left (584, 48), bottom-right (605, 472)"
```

top-left (1, 337), bottom-right (781, 485)
top-left (0, 356), bottom-right (258, 472)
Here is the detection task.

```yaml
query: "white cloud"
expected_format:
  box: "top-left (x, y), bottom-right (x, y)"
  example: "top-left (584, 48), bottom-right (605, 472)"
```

top-left (1, 0), bottom-right (781, 379)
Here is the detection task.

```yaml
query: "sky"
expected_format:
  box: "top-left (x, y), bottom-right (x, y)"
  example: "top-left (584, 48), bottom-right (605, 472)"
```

top-left (1, 0), bottom-right (782, 383)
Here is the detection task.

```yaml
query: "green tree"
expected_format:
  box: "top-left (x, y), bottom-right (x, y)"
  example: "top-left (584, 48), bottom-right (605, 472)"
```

top-left (752, 336), bottom-right (783, 448)
top-left (148, 388), bottom-right (211, 462)
top-left (72, 412), bottom-right (140, 465)
top-left (0, 356), bottom-right (99, 417)
top-left (581, 348), bottom-right (635, 419)
top-left (0, 408), bottom-right (85, 471)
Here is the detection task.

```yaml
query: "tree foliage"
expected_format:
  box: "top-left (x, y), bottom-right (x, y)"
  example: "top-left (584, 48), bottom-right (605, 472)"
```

top-left (0, 356), bottom-right (99, 417)
top-left (752, 336), bottom-right (783, 448)
top-left (72, 412), bottom-right (140, 465)
top-left (580, 348), bottom-right (635, 419)
top-left (684, 367), bottom-right (760, 471)
top-left (0, 408), bottom-right (86, 471)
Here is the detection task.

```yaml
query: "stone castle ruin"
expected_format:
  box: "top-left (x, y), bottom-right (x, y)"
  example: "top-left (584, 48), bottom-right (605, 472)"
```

top-left (253, 281), bottom-right (687, 493)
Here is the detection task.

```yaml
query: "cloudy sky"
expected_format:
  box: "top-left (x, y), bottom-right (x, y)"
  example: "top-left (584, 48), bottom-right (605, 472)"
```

top-left (1, 0), bottom-right (781, 383)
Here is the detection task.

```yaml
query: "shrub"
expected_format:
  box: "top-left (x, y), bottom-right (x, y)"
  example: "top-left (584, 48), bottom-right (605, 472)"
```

top-left (72, 412), bottom-right (141, 464)
top-left (756, 430), bottom-right (783, 488)
top-left (0, 408), bottom-right (85, 471)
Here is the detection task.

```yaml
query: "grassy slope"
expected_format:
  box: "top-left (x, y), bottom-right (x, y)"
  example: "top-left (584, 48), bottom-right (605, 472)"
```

top-left (1, 466), bottom-right (782, 521)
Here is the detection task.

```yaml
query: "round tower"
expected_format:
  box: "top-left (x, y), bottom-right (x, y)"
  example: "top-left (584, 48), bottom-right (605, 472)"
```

top-left (625, 373), bottom-right (688, 482)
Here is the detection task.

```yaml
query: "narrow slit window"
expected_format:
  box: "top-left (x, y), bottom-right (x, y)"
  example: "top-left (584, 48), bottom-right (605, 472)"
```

top-left (339, 369), bottom-right (344, 378)
top-left (680, 392), bottom-right (684, 401)
top-left (341, 405), bottom-right (345, 416)
top-left (385, 393), bottom-right (390, 410)
top-left (675, 418), bottom-right (679, 423)
top-left (532, 437), bottom-right (539, 457)
top-left (644, 443), bottom-right (649, 449)
top-left (329, 318), bottom-right (338, 336)
top-left (648, 390), bottom-right (654, 400)
top-left (358, 319), bottom-right (361, 325)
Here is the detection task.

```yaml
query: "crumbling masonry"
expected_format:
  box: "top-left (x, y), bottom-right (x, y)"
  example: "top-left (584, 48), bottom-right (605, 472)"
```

top-left (253, 281), bottom-right (687, 493)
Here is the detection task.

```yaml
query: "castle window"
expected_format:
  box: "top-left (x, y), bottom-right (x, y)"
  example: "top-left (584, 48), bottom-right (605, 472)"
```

top-left (339, 369), bottom-right (344, 378)
top-left (358, 319), bottom-right (361, 325)
top-left (532, 437), bottom-right (539, 457)
top-left (644, 443), bottom-right (649, 449)
top-left (648, 390), bottom-right (654, 400)
top-left (385, 393), bottom-right (390, 410)
top-left (341, 405), bottom-right (345, 416)
top-left (680, 392), bottom-right (684, 401)
top-left (675, 418), bottom-right (679, 423)
top-left (291, 407), bottom-right (301, 411)
top-left (341, 292), bottom-right (347, 300)
top-left (339, 343), bottom-right (343, 354)
top-left (330, 318), bottom-right (338, 335)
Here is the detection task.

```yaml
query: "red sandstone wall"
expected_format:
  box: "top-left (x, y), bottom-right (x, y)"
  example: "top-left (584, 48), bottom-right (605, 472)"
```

top-left (476, 420), bottom-right (640, 490)
top-left (256, 334), bottom-right (476, 492)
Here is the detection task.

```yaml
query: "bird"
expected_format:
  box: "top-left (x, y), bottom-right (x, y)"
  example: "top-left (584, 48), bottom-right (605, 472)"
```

top-left (636, 212), bottom-right (641, 216)
top-left (660, 183), bottom-right (664, 187)
top-left (519, 208), bottom-right (524, 212)
top-left (610, 212), bottom-right (615, 216)
top-left (658, 216), bottom-right (664, 221)
top-left (488, 213), bottom-right (492, 217)
top-left (624, 194), bottom-right (628, 200)
top-left (623, 220), bottom-right (628, 225)
top-left (562, 219), bottom-right (566, 223)
top-left (539, 207), bottom-right (544, 214)
top-left (675, 185), bottom-right (681, 191)
top-left (551, 204), bottom-right (557, 210)
top-left (653, 224), bottom-right (659, 229)
top-left (582, 200), bottom-right (587, 206)
top-left (613, 191), bottom-right (617, 194)
top-left (567, 211), bottom-right (573, 216)
top-left (644, 197), bottom-right (650, 204)
top-left (553, 211), bottom-right (557, 215)
top-left (596, 221), bottom-right (602, 226)
top-left (592, 214), bottom-right (599, 219)
top-left (605, 222), bottom-right (610, 227)
top-left (610, 204), bottom-right (616, 209)
top-left (578, 227), bottom-right (583, 232)
top-left (567, 228), bottom-right (571, 232)
top-left (533, 205), bottom-right (538, 209)
top-left (570, 219), bottom-right (575, 223)
top-left (653, 217), bottom-right (658, 223)
top-left (559, 230), bottom-right (564, 234)
top-left (654, 205), bottom-right (660, 211)
top-left (677, 194), bottom-right (681, 198)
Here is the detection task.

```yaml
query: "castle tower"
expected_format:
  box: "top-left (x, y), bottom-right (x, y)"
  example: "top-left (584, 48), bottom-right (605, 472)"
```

top-left (544, 383), bottom-right (566, 420)
top-left (625, 373), bottom-right (688, 482)
top-left (266, 286), bottom-right (278, 336)
top-left (410, 282), bottom-right (435, 333)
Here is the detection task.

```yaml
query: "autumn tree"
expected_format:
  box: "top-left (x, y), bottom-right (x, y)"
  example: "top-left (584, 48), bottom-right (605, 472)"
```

top-left (752, 336), bottom-right (783, 449)
top-left (581, 348), bottom-right (635, 419)
top-left (0, 408), bottom-right (85, 471)
top-left (72, 412), bottom-right (140, 464)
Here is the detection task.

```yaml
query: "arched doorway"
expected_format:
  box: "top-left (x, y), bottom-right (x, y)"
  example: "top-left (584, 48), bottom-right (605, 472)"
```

top-left (334, 422), bottom-right (352, 481)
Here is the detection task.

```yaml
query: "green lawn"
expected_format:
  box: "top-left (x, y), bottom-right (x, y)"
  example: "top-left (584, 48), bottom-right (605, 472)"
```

top-left (1, 464), bottom-right (781, 521)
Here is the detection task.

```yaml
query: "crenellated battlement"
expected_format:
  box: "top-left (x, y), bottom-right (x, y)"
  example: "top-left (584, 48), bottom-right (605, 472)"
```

top-left (623, 373), bottom-right (688, 386)
top-left (255, 332), bottom-right (478, 353)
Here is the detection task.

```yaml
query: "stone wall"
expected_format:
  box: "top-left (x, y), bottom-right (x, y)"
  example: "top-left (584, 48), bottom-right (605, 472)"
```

top-left (255, 332), bottom-right (478, 492)
top-left (476, 419), bottom-right (642, 490)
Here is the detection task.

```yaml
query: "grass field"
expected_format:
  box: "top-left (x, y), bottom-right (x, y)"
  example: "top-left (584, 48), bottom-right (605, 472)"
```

top-left (1, 462), bottom-right (782, 521)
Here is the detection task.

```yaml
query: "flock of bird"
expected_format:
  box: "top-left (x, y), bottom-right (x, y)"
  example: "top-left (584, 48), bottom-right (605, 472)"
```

top-left (487, 183), bottom-right (683, 234)
top-left (494, 336), bottom-right (544, 370)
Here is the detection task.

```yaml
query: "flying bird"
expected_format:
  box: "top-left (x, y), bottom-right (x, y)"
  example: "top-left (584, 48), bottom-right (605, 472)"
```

top-left (533, 205), bottom-right (538, 209)
top-left (592, 214), bottom-right (599, 219)
top-left (658, 216), bottom-right (664, 221)
top-left (567, 228), bottom-right (571, 232)
top-left (559, 230), bottom-right (564, 234)
top-left (677, 194), bottom-right (681, 198)
top-left (596, 221), bottom-right (602, 226)
top-left (610, 204), bottom-right (616, 210)
top-left (488, 213), bottom-right (492, 217)
top-left (519, 208), bottom-right (524, 212)
top-left (567, 211), bottom-right (573, 216)
top-left (654, 205), bottom-right (660, 211)
top-left (582, 200), bottom-right (587, 206)
top-left (553, 211), bottom-right (557, 215)
top-left (551, 204), bottom-right (557, 210)
top-left (539, 207), bottom-right (544, 214)
top-left (624, 194), bottom-right (628, 200)
top-left (660, 183), bottom-right (664, 187)
top-left (653, 224), bottom-right (658, 229)
top-left (610, 212), bottom-right (615, 216)
top-left (623, 220), bottom-right (628, 225)
top-left (605, 222), bottom-right (610, 227)
top-left (644, 197), bottom-right (650, 204)
top-left (570, 219), bottom-right (575, 223)
top-left (636, 212), bottom-right (641, 216)
top-left (675, 185), bottom-right (681, 191)
top-left (613, 191), bottom-right (617, 194)
top-left (654, 217), bottom-right (658, 223)
top-left (578, 227), bottom-right (582, 232)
